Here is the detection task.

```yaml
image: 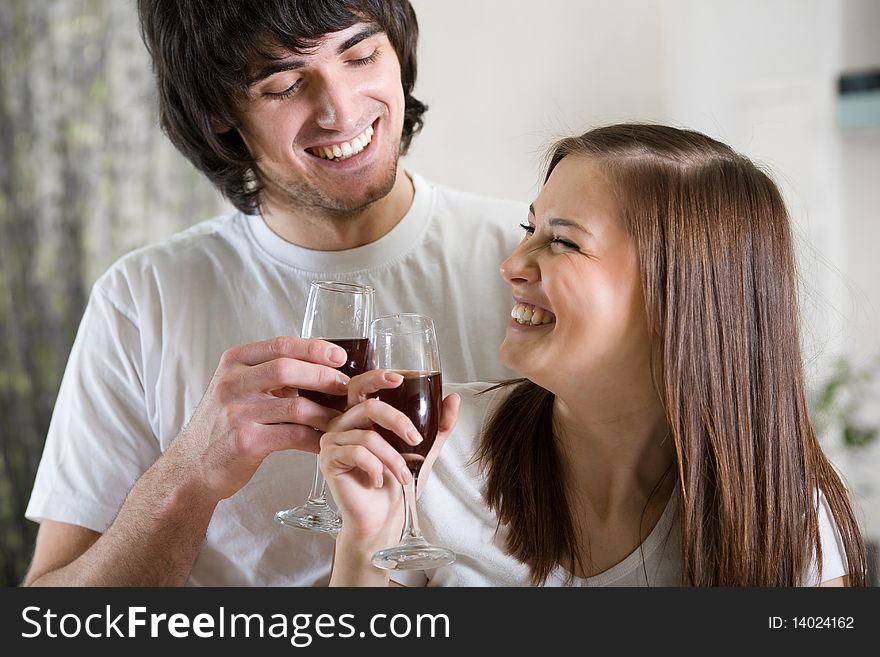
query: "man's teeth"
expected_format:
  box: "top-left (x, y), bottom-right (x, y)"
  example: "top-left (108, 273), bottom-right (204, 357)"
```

top-left (511, 302), bottom-right (555, 326)
top-left (310, 124), bottom-right (374, 161)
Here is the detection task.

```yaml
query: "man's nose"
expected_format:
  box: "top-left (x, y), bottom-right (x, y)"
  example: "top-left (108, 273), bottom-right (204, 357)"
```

top-left (313, 77), bottom-right (359, 133)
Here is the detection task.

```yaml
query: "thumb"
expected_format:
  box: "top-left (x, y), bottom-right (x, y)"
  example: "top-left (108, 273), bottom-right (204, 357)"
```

top-left (437, 393), bottom-right (461, 436)
top-left (418, 393), bottom-right (460, 496)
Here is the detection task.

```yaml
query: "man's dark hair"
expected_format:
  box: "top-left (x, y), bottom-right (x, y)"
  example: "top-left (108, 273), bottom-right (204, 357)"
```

top-left (137, 0), bottom-right (427, 214)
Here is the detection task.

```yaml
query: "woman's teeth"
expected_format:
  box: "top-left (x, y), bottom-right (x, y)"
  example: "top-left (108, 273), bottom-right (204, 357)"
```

top-left (511, 302), bottom-right (555, 326)
top-left (309, 124), bottom-right (374, 161)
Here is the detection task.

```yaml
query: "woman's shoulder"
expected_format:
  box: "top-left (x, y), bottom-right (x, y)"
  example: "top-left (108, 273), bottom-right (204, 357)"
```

top-left (443, 381), bottom-right (513, 431)
top-left (801, 486), bottom-right (850, 586)
top-left (438, 382), bottom-right (516, 463)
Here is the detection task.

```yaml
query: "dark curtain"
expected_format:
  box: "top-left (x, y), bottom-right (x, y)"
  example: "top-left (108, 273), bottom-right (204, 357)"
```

top-left (0, 0), bottom-right (225, 586)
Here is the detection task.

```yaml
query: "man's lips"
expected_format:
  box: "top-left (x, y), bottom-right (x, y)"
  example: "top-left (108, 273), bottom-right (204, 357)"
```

top-left (305, 122), bottom-right (375, 162)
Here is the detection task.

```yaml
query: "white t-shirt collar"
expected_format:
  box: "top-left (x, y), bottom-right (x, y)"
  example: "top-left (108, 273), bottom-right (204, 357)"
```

top-left (245, 171), bottom-right (431, 274)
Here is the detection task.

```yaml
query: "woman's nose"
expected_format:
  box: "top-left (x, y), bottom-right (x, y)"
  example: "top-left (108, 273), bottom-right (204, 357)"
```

top-left (500, 243), bottom-right (538, 285)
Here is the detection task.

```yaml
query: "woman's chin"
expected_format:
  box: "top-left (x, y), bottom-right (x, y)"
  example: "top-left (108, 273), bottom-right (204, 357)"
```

top-left (498, 342), bottom-right (519, 373)
top-left (499, 347), bottom-right (540, 383)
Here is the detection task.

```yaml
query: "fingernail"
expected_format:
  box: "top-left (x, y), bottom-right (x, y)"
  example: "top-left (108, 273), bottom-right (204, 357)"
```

top-left (375, 474), bottom-right (384, 488)
top-left (399, 468), bottom-right (412, 485)
top-left (337, 374), bottom-right (349, 387)
top-left (408, 430), bottom-right (423, 445)
top-left (383, 371), bottom-right (403, 384)
top-left (329, 346), bottom-right (346, 363)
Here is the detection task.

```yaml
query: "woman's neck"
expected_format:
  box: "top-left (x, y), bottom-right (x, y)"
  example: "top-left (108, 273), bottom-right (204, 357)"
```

top-left (551, 384), bottom-right (677, 579)
top-left (552, 384), bottom-right (674, 521)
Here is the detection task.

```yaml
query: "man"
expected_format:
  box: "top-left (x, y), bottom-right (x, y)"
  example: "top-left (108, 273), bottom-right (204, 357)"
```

top-left (23, 0), bottom-right (522, 586)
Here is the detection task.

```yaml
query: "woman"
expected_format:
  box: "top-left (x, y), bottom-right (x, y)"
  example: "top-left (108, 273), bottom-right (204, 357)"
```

top-left (320, 124), bottom-right (867, 586)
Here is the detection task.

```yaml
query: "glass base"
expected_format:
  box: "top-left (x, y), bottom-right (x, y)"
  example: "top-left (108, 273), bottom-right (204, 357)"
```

top-left (371, 538), bottom-right (455, 571)
top-left (274, 503), bottom-right (342, 536)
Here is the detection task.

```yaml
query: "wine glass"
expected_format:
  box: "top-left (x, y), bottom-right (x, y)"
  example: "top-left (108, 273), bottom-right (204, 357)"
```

top-left (274, 281), bottom-right (373, 535)
top-left (367, 313), bottom-right (455, 570)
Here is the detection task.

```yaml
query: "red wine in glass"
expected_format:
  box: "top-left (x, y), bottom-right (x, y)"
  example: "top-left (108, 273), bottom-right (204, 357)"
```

top-left (299, 337), bottom-right (369, 412)
top-left (372, 370), bottom-right (442, 475)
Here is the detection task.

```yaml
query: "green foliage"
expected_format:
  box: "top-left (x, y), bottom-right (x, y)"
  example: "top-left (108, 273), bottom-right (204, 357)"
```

top-left (810, 354), bottom-right (880, 450)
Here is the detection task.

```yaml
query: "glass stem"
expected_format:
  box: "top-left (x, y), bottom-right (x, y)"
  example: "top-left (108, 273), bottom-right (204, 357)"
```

top-left (306, 455), bottom-right (328, 506)
top-left (399, 475), bottom-right (423, 542)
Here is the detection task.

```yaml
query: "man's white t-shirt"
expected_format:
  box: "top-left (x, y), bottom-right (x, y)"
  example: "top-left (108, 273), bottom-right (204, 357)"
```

top-left (407, 382), bottom-right (850, 587)
top-left (26, 172), bottom-right (525, 586)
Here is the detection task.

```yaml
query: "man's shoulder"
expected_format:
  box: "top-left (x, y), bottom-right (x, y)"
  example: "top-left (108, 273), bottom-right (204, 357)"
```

top-left (111, 210), bottom-right (242, 265)
top-left (419, 174), bottom-right (527, 221)
top-left (414, 176), bottom-right (525, 252)
top-left (92, 211), bottom-right (247, 297)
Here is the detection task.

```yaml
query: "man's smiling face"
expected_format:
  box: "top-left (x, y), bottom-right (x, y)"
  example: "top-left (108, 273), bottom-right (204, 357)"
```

top-left (238, 23), bottom-right (406, 217)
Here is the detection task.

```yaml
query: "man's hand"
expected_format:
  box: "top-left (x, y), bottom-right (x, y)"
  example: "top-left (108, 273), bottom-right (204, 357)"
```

top-left (23, 335), bottom-right (354, 586)
top-left (171, 335), bottom-right (353, 502)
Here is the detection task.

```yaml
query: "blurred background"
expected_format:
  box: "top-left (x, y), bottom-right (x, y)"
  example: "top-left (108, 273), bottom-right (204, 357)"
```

top-left (0, 0), bottom-right (877, 586)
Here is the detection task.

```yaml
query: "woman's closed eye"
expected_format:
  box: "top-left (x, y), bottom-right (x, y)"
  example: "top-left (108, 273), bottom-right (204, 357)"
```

top-left (519, 223), bottom-right (579, 251)
top-left (550, 237), bottom-right (579, 250)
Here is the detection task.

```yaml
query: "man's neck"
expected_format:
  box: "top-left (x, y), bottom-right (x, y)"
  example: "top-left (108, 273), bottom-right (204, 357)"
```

top-left (260, 169), bottom-right (415, 252)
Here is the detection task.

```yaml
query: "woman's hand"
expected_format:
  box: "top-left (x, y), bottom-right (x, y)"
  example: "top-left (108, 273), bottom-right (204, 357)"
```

top-left (320, 370), bottom-right (460, 585)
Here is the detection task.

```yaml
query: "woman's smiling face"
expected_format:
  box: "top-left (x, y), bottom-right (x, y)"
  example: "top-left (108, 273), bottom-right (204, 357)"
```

top-left (499, 155), bottom-right (651, 396)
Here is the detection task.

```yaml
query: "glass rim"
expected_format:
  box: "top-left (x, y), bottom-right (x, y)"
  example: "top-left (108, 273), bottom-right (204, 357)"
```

top-left (310, 280), bottom-right (374, 294)
top-left (369, 313), bottom-right (435, 335)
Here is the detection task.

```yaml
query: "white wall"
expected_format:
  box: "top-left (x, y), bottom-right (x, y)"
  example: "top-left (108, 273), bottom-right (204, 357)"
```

top-left (663, 0), bottom-right (847, 363)
top-left (838, 0), bottom-right (880, 542)
top-left (405, 0), bottom-right (880, 542)
top-left (405, 0), bottom-right (667, 201)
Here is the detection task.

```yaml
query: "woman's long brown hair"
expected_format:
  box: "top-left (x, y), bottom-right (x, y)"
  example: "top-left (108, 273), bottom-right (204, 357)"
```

top-left (478, 124), bottom-right (867, 586)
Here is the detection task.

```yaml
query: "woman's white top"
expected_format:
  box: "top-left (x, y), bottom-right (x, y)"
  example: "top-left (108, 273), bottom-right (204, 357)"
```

top-left (401, 383), bottom-right (848, 587)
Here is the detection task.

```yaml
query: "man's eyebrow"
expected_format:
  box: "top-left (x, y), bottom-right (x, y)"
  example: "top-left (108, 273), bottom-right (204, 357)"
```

top-left (251, 25), bottom-right (384, 84)
top-left (338, 24), bottom-right (383, 54)
top-left (528, 204), bottom-right (593, 235)
top-left (252, 60), bottom-right (305, 84)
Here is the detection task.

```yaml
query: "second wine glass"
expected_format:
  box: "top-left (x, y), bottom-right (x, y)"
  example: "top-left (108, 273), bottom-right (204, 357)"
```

top-left (367, 313), bottom-right (455, 570)
top-left (274, 281), bottom-right (373, 535)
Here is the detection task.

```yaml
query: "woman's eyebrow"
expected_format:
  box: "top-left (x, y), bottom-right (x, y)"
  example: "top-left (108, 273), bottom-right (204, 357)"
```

top-left (529, 205), bottom-right (593, 236)
top-left (547, 218), bottom-right (592, 236)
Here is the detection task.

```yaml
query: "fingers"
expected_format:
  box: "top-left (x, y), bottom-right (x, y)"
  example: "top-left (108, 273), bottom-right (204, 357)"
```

top-left (234, 357), bottom-right (350, 398)
top-left (235, 395), bottom-right (340, 431)
top-left (225, 336), bottom-right (347, 368)
top-left (255, 423), bottom-right (324, 455)
top-left (346, 370), bottom-right (403, 408)
top-left (321, 430), bottom-right (411, 488)
top-left (329, 399), bottom-right (423, 448)
top-left (321, 393), bottom-right (461, 490)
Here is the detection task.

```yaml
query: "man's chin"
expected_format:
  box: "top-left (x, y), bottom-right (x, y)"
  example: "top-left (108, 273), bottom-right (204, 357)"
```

top-left (323, 169), bottom-right (399, 216)
top-left (319, 187), bottom-right (393, 218)
top-left (277, 162), bottom-right (399, 217)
